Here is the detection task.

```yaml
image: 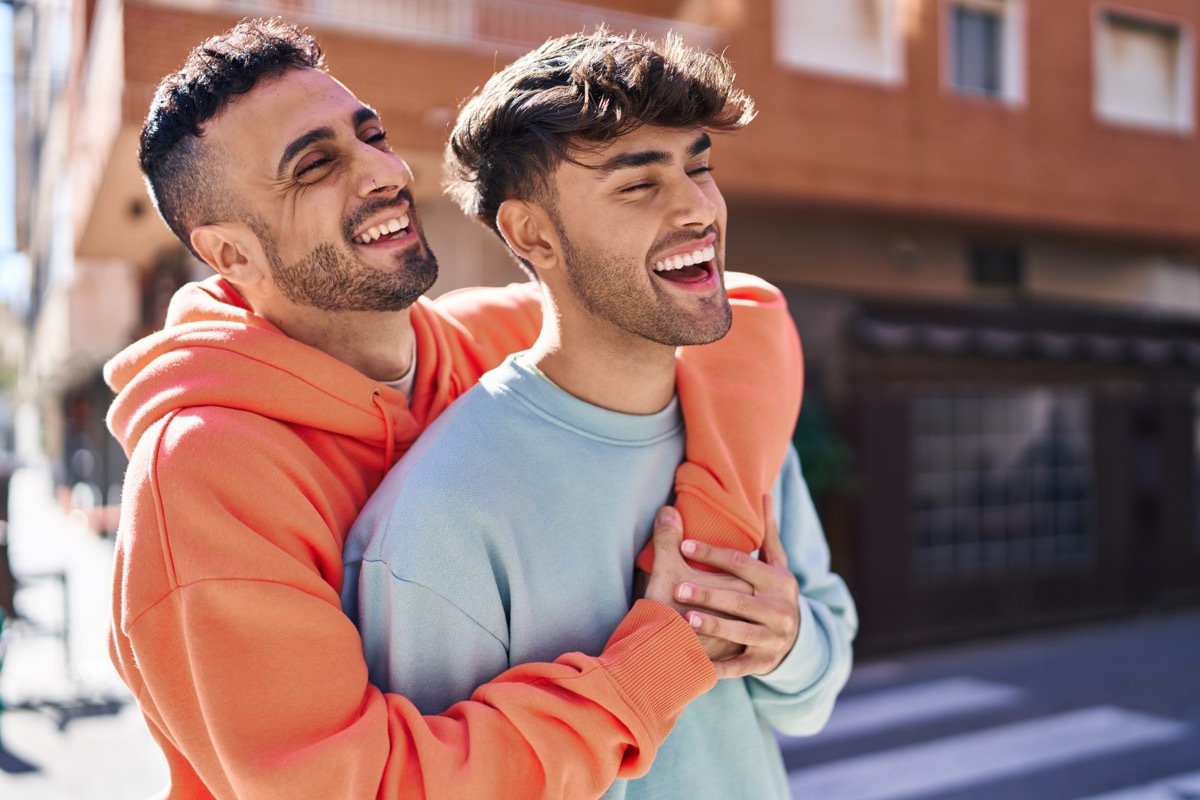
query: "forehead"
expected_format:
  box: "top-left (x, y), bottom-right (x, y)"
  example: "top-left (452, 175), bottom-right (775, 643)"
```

top-left (205, 68), bottom-right (365, 169)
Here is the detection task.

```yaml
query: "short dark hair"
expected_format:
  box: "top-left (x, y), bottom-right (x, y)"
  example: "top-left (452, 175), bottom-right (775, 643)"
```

top-left (139, 18), bottom-right (324, 258)
top-left (445, 28), bottom-right (755, 240)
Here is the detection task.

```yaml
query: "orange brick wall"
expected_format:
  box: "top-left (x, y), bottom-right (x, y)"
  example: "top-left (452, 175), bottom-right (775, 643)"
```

top-left (118, 0), bottom-right (1200, 249)
top-left (718, 0), bottom-right (1200, 249)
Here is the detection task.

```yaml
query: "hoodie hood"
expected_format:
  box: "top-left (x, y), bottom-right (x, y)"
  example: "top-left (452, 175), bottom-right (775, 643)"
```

top-left (105, 276), bottom-right (427, 463)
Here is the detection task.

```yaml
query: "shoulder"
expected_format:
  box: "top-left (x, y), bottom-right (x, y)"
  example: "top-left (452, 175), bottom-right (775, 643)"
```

top-left (123, 405), bottom-right (355, 589)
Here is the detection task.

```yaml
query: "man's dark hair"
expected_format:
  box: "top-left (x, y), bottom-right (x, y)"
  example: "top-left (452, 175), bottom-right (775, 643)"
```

top-left (139, 18), bottom-right (324, 258)
top-left (445, 28), bottom-right (755, 243)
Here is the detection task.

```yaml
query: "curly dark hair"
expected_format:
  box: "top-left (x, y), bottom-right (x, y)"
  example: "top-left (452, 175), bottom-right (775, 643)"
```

top-left (445, 28), bottom-right (755, 241)
top-left (139, 18), bottom-right (324, 259)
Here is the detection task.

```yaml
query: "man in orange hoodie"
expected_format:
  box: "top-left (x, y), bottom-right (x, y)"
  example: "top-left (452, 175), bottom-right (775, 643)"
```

top-left (106, 18), bottom-right (804, 799)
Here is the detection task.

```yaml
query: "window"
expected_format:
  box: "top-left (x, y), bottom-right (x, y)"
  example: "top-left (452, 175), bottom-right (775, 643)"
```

top-left (910, 388), bottom-right (1093, 582)
top-left (774, 0), bottom-right (904, 85)
top-left (1095, 10), bottom-right (1193, 132)
top-left (967, 242), bottom-right (1025, 289)
top-left (946, 0), bottom-right (1025, 102)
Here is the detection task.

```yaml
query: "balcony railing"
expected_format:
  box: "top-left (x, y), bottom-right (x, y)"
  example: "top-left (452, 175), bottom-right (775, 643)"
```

top-left (144, 0), bottom-right (717, 52)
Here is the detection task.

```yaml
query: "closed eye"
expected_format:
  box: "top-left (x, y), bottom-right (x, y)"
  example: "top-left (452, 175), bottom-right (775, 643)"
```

top-left (296, 154), bottom-right (333, 178)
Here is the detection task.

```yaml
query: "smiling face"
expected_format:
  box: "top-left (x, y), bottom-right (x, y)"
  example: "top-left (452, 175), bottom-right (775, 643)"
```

top-left (545, 125), bottom-right (732, 348)
top-left (205, 68), bottom-right (438, 313)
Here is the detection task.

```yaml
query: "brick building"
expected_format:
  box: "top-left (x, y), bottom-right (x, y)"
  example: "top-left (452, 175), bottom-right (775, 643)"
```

top-left (10, 0), bottom-right (1200, 650)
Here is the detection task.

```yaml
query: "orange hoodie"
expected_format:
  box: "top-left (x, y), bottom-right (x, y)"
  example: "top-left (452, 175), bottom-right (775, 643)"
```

top-left (105, 273), bottom-right (800, 799)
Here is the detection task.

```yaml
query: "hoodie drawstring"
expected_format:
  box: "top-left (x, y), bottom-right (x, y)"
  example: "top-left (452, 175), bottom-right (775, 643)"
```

top-left (372, 390), bottom-right (395, 473)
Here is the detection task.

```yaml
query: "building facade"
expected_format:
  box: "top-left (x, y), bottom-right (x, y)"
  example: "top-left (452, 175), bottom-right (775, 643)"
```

top-left (10, 0), bottom-right (1200, 650)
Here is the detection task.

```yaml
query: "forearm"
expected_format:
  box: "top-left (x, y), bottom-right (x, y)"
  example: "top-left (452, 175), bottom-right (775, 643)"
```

top-left (748, 448), bottom-right (857, 735)
top-left (124, 584), bottom-right (713, 799)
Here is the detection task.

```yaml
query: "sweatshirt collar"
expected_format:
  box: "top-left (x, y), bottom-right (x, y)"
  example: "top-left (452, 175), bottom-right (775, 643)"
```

top-left (481, 353), bottom-right (682, 445)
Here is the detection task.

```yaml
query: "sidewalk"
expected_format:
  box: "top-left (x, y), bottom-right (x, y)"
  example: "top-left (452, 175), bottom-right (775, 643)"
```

top-left (0, 466), bottom-right (167, 799)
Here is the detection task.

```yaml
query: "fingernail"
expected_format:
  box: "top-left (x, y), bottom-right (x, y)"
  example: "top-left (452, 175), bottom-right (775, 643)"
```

top-left (657, 507), bottom-right (679, 526)
top-left (677, 583), bottom-right (693, 601)
top-left (687, 612), bottom-right (702, 628)
top-left (681, 540), bottom-right (697, 555)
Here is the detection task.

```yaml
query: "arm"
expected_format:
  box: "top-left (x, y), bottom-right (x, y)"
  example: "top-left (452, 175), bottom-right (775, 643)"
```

top-left (670, 447), bottom-right (858, 736)
top-left (349, 479), bottom-right (514, 716)
top-left (112, 412), bottom-right (715, 800)
top-left (745, 447), bottom-right (857, 735)
top-left (647, 272), bottom-right (803, 570)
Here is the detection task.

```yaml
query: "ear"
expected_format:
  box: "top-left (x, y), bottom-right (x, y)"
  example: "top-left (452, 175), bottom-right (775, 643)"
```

top-left (191, 223), bottom-right (268, 287)
top-left (496, 199), bottom-right (561, 276)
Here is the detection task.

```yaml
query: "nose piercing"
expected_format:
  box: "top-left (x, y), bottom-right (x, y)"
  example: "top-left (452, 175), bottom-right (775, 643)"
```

top-left (371, 178), bottom-right (378, 191)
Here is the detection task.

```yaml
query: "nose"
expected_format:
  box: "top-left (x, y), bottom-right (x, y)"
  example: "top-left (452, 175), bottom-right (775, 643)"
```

top-left (358, 147), bottom-right (412, 198)
top-left (668, 171), bottom-right (719, 230)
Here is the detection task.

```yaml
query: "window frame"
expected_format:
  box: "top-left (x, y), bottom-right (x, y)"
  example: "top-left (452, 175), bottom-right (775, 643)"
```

top-left (941, 0), bottom-right (1027, 105)
top-left (773, 0), bottom-right (907, 87)
top-left (1092, 4), bottom-right (1195, 135)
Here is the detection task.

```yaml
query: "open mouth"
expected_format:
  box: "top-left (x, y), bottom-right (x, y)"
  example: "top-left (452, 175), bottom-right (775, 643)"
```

top-left (652, 243), bottom-right (716, 284)
top-left (353, 213), bottom-right (411, 245)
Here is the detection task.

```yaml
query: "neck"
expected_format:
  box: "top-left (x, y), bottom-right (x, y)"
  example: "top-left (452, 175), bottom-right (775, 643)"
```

top-left (268, 304), bottom-right (416, 381)
top-left (527, 292), bottom-right (676, 415)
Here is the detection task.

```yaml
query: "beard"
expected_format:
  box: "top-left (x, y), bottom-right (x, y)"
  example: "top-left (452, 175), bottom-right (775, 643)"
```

top-left (253, 212), bottom-right (439, 313)
top-left (555, 217), bottom-right (732, 347)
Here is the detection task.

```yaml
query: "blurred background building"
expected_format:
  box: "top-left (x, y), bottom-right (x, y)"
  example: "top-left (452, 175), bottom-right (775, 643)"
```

top-left (6, 0), bottom-right (1200, 653)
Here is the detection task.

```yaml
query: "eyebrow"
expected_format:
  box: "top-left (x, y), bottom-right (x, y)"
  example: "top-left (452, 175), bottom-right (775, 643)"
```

top-left (275, 106), bottom-right (381, 179)
top-left (593, 131), bottom-right (713, 175)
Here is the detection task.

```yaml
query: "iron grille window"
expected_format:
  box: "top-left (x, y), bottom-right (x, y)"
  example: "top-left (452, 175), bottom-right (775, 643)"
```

top-left (910, 388), bottom-right (1093, 582)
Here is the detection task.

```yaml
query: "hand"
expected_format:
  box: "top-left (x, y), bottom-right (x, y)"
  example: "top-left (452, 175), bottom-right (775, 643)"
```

top-left (674, 495), bottom-right (801, 679)
top-left (640, 506), bottom-right (753, 663)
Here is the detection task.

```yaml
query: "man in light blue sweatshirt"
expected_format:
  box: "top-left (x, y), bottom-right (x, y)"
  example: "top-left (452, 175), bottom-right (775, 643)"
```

top-left (342, 29), bottom-right (857, 799)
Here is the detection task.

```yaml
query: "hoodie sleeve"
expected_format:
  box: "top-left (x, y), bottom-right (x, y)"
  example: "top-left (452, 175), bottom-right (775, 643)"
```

top-left (435, 274), bottom-right (803, 570)
top-left (652, 272), bottom-right (803, 570)
top-left (110, 407), bottom-right (715, 800)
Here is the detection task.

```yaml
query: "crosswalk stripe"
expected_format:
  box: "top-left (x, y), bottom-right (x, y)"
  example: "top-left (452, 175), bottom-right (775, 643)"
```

top-left (782, 677), bottom-right (1025, 746)
top-left (788, 706), bottom-right (1190, 800)
top-left (1076, 768), bottom-right (1200, 799)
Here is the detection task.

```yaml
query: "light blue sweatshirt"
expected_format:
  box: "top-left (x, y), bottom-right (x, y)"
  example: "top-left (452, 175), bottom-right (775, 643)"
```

top-left (342, 353), bottom-right (857, 799)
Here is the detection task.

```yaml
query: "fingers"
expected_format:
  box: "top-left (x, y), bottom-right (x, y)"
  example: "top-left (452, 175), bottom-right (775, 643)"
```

top-left (682, 537), bottom-right (786, 585)
top-left (690, 610), bottom-right (790, 679)
top-left (678, 582), bottom-right (789, 639)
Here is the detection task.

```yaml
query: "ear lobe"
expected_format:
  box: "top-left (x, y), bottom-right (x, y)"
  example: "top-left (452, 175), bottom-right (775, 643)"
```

top-left (496, 199), bottom-right (560, 274)
top-left (191, 223), bottom-right (267, 286)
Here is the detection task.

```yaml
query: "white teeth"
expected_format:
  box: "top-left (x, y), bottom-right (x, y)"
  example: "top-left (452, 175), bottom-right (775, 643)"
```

top-left (355, 215), bottom-right (411, 245)
top-left (653, 244), bottom-right (715, 272)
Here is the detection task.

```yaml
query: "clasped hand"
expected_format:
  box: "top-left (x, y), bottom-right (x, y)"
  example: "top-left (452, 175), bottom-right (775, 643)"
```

top-left (638, 496), bottom-right (801, 679)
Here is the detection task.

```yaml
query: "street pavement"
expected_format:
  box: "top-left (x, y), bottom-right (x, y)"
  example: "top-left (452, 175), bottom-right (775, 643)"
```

top-left (782, 608), bottom-right (1200, 799)
top-left (1, 463), bottom-right (1197, 799)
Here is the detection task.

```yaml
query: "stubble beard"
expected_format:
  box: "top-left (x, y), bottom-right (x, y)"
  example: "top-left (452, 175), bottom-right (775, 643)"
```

top-left (556, 219), bottom-right (732, 347)
top-left (256, 219), bottom-right (439, 313)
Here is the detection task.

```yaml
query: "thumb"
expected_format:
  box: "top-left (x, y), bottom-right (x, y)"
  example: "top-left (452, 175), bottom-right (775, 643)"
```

top-left (652, 505), bottom-right (684, 555)
top-left (636, 505), bottom-right (683, 573)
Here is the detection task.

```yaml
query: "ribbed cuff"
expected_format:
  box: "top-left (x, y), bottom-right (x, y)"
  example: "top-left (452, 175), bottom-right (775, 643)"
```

top-left (598, 599), bottom-right (717, 739)
top-left (634, 487), bottom-right (761, 573)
